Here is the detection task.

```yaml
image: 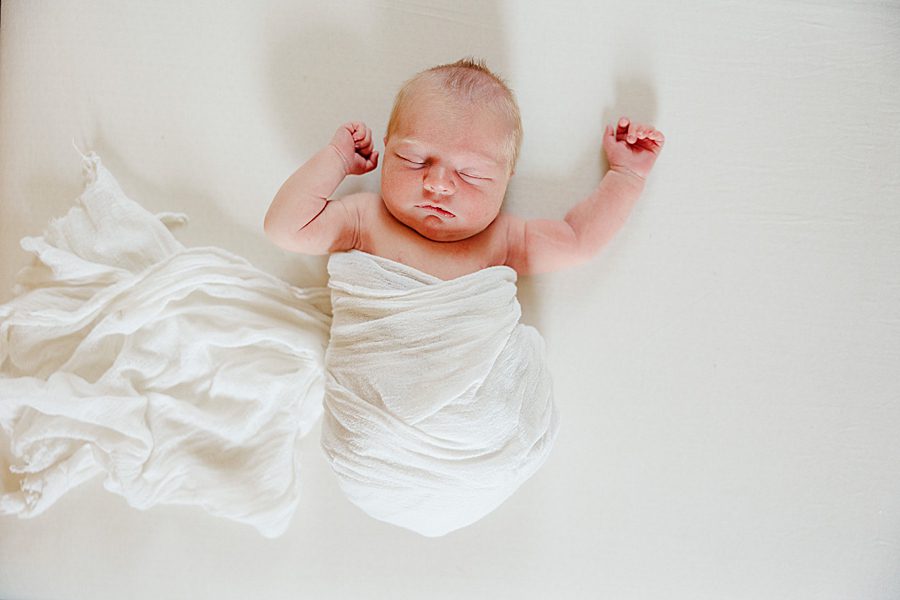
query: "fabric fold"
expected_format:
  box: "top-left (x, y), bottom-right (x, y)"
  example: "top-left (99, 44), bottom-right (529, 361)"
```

top-left (0, 152), bottom-right (331, 537)
top-left (1, 150), bottom-right (559, 538)
top-left (321, 250), bottom-right (560, 537)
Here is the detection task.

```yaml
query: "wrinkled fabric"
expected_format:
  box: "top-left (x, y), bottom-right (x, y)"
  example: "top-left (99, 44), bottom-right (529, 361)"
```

top-left (0, 150), bottom-right (560, 538)
top-left (0, 152), bottom-right (331, 538)
top-left (321, 250), bottom-right (560, 537)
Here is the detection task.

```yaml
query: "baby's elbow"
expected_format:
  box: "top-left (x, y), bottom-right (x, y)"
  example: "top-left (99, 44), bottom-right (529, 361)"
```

top-left (557, 225), bottom-right (596, 271)
top-left (573, 239), bottom-right (614, 269)
top-left (263, 208), bottom-right (287, 240)
top-left (263, 221), bottom-right (293, 251)
top-left (556, 246), bottom-right (596, 273)
top-left (263, 216), bottom-right (280, 242)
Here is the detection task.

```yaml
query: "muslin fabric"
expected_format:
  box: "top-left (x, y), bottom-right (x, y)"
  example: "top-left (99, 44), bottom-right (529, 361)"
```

top-left (321, 250), bottom-right (560, 537)
top-left (0, 151), bottom-right (331, 537)
top-left (0, 150), bottom-right (559, 538)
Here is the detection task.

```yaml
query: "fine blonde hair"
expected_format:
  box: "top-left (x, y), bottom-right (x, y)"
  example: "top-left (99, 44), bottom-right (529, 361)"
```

top-left (385, 57), bottom-right (523, 176)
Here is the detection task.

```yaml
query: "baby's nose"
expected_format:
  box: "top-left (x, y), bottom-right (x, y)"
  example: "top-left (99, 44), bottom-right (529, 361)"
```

top-left (424, 181), bottom-right (450, 194)
top-left (423, 168), bottom-right (454, 195)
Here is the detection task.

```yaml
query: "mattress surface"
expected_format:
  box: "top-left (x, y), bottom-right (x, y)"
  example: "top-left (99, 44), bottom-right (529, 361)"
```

top-left (1, 2), bottom-right (898, 599)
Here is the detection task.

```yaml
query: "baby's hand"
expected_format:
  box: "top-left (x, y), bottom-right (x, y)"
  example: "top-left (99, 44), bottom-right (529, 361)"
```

top-left (330, 121), bottom-right (379, 176)
top-left (602, 117), bottom-right (665, 182)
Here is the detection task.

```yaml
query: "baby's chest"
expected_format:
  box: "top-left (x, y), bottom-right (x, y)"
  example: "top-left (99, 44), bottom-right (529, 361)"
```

top-left (361, 216), bottom-right (504, 281)
top-left (366, 237), bottom-right (489, 280)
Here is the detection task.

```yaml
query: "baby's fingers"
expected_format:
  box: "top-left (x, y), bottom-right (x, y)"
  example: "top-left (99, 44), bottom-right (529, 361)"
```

top-left (634, 125), bottom-right (656, 143)
top-left (615, 118), bottom-right (640, 144)
top-left (351, 123), bottom-right (368, 143)
top-left (637, 125), bottom-right (665, 144)
top-left (626, 119), bottom-right (636, 143)
top-left (355, 127), bottom-right (374, 152)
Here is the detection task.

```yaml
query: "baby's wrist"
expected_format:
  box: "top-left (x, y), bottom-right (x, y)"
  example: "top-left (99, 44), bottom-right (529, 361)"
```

top-left (328, 143), bottom-right (351, 176)
top-left (610, 165), bottom-right (646, 183)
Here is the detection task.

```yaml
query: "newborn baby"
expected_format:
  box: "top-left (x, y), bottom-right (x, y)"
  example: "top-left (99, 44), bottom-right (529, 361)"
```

top-left (264, 57), bottom-right (665, 537)
top-left (264, 58), bottom-right (665, 279)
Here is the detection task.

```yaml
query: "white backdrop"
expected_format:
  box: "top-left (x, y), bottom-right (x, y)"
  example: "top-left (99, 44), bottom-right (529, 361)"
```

top-left (1, 1), bottom-right (899, 598)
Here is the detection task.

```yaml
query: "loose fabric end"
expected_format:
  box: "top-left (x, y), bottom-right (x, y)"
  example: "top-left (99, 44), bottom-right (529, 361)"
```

top-left (71, 138), bottom-right (100, 186)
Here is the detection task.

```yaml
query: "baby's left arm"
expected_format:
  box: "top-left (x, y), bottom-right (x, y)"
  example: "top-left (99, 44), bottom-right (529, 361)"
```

top-left (503, 117), bottom-right (665, 275)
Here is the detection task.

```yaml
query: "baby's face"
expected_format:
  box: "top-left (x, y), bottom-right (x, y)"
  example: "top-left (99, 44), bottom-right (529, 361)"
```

top-left (380, 95), bottom-right (513, 242)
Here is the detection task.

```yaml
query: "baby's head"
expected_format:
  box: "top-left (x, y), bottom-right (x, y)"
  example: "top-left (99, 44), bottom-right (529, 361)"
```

top-left (380, 57), bottom-right (523, 242)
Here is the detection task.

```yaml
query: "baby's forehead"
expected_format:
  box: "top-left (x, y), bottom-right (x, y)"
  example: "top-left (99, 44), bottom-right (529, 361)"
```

top-left (397, 79), bottom-right (504, 116)
top-left (405, 85), bottom-right (505, 120)
top-left (394, 136), bottom-right (501, 167)
top-left (398, 99), bottom-right (509, 137)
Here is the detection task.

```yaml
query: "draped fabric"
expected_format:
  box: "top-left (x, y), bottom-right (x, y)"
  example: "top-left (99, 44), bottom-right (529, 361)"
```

top-left (0, 151), bottom-right (558, 538)
top-left (0, 152), bottom-right (331, 538)
top-left (321, 250), bottom-right (559, 537)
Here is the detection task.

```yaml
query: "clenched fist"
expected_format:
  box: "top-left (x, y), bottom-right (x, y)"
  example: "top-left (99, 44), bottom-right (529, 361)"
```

top-left (330, 121), bottom-right (379, 176)
top-left (602, 117), bottom-right (665, 181)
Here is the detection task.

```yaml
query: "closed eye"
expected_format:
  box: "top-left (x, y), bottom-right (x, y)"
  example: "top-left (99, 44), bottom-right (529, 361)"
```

top-left (399, 155), bottom-right (490, 182)
top-left (460, 173), bottom-right (489, 180)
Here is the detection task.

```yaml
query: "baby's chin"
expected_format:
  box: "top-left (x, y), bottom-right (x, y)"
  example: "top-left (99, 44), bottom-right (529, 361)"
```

top-left (410, 216), bottom-right (482, 242)
top-left (384, 202), bottom-right (487, 242)
top-left (393, 209), bottom-right (484, 242)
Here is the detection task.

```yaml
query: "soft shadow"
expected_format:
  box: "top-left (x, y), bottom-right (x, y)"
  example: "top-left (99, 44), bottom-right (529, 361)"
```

top-left (511, 72), bottom-right (660, 331)
top-left (263, 1), bottom-right (511, 289)
top-left (262, 0), bottom-right (564, 558)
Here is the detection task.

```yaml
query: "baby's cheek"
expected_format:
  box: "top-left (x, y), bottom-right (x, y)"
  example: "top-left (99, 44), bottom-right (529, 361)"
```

top-left (386, 168), bottom-right (417, 189)
top-left (477, 193), bottom-right (504, 221)
top-left (380, 172), bottom-right (405, 199)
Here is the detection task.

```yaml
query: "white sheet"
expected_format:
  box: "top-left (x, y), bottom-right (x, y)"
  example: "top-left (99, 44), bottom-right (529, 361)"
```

top-left (0, 151), bottom-right (331, 537)
top-left (2, 1), bottom-right (899, 598)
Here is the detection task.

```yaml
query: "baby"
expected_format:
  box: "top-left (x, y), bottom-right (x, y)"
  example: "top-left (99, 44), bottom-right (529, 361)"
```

top-left (263, 58), bottom-right (665, 536)
top-left (264, 57), bottom-right (665, 279)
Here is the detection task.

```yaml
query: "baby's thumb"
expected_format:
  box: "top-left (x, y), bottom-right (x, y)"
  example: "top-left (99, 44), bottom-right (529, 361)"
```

top-left (602, 125), bottom-right (615, 146)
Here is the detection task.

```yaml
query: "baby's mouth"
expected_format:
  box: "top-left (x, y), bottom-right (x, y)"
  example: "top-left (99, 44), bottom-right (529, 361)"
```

top-left (416, 204), bottom-right (455, 218)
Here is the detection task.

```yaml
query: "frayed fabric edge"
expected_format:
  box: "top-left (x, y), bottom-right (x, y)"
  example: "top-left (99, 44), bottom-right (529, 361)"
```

top-left (69, 139), bottom-right (188, 228)
top-left (71, 138), bottom-right (99, 187)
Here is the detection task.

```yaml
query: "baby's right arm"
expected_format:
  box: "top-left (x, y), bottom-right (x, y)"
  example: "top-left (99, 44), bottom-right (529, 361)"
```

top-left (263, 122), bottom-right (378, 255)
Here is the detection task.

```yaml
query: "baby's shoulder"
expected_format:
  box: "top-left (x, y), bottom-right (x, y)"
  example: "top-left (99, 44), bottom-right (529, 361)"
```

top-left (331, 191), bottom-right (381, 229)
top-left (333, 192), bottom-right (392, 252)
top-left (489, 212), bottom-right (526, 269)
top-left (335, 191), bottom-right (380, 213)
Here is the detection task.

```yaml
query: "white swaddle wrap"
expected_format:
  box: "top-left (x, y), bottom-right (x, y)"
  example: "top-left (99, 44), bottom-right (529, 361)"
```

top-left (1, 150), bottom-right (560, 538)
top-left (0, 151), bottom-right (331, 537)
top-left (321, 250), bottom-right (560, 537)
